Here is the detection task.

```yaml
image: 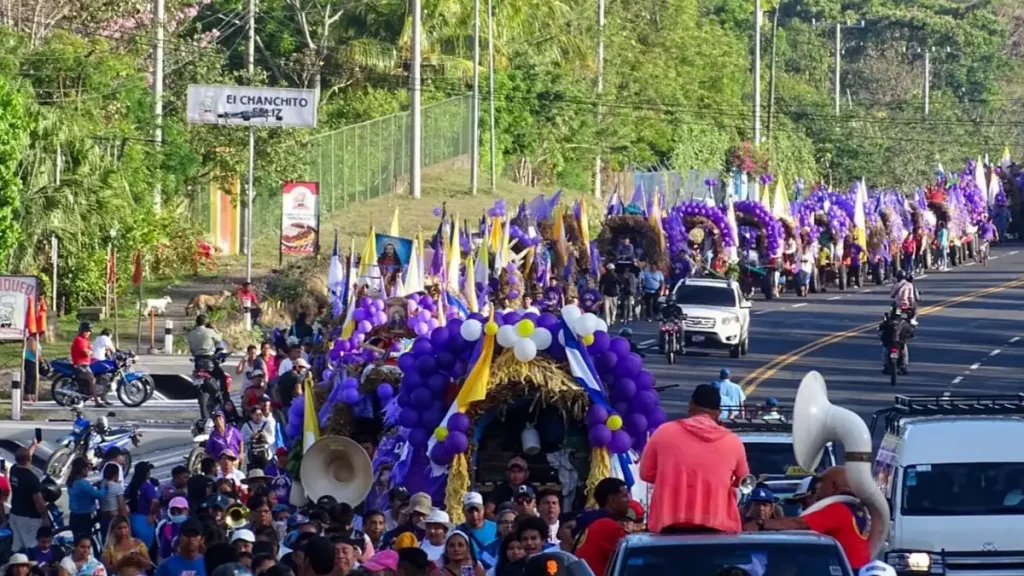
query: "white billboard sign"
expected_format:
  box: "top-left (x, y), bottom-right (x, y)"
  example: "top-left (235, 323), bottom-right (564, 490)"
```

top-left (0, 276), bottom-right (38, 341)
top-left (187, 84), bottom-right (318, 128)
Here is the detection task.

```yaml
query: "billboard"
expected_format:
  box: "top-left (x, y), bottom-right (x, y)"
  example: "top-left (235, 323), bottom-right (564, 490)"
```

top-left (186, 85), bottom-right (318, 128)
top-left (0, 276), bottom-right (39, 341)
top-left (281, 182), bottom-right (320, 255)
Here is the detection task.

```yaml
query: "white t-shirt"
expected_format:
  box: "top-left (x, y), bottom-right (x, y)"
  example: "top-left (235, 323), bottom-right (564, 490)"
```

top-left (517, 306), bottom-right (540, 315)
top-left (420, 540), bottom-right (445, 562)
top-left (92, 335), bottom-right (114, 360)
top-left (242, 419), bottom-right (276, 446)
top-left (800, 251), bottom-right (814, 274)
top-left (99, 480), bottom-right (124, 512)
top-left (277, 358), bottom-right (293, 377)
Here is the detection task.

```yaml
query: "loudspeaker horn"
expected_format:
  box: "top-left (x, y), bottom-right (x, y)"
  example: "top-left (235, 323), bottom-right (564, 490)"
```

top-left (792, 371), bottom-right (890, 556)
top-left (300, 436), bottom-right (373, 506)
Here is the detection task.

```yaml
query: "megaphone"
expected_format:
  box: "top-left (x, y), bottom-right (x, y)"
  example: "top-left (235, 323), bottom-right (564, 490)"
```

top-left (793, 371), bottom-right (890, 556)
top-left (738, 474), bottom-right (757, 495)
top-left (300, 436), bottom-right (373, 506)
top-left (225, 503), bottom-right (250, 529)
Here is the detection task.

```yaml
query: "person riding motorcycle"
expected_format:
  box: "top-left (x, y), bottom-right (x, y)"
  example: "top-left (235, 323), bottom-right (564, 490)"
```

top-left (879, 306), bottom-right (914, 375)
top-left (188, 314), bottom-right (226, 421)
top-left (889, 270), bottom-right (918, 326)
top-left (71, 322), bottom-right (110, 407)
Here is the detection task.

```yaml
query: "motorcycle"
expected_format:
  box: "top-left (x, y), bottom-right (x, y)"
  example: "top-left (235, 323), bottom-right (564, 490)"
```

top-left (45, 407), bottom-right (142, 485)
top-left (185, 417), bottom-right (211, 473)
top-left (880, 307), bottom-right (913, 386)
top-left (192, 346), bottom-right (231, 419)
top-left (39, 474), bottom-right (101, 558)
top-left (659, 320), bottom-right (685, 365)
top-left (49, 351), bottom-right (154, 407)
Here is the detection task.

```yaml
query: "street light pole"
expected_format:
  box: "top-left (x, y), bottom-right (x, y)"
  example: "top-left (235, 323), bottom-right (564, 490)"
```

top-left (923, 48), bottom-right (930, 116)
top-left (753, 0), bottom-right (762, 147)
top-left (594, 0), bottom-right (605, 200)
top-left (153, 0), bottom-right (164, 209)
top-left (487, 0), bottom-right (496, 193)
top-left (244, 0), bottom-right (256, 282)
top-left (470, 0), bottom-right (481, 195)
top-left (410, 0), bottom-right (422, 198)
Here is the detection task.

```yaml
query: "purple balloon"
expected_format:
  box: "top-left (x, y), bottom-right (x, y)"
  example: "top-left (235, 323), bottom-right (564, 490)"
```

top-left (447, 335), bottom-right (467, 355)
top-left (588, 331), bottom-right (611, 355)
top-left (447, 319), bottom-right (463, 335)
top-left (452, 360), bottom-right (467, 377)
top-left (503, 311), bottom-right (520, 325)
top-left (427, 318), bottom-right (439, 331)
top-left (429, 442), bottom-right (453, 465)
top-left (436, 352), bottom-right (456, 370)
top-left (342, 377), bottom-right (359, 389)
top-left (635, 371), bottom-right (654, 391)
top-left (412, 338), bottom-right (434, 357)
top-left (444, 430), bottom-right (469, 454)
top-left (373, 311), bottom-right (387, 325)
top-left (357, 320), bottom-right (373, 334)
top-left (448, 412), bottom-right (471, 434)
top-left (588, 424), bottom-right (612, 448)
top-left (625, 413), bottom-right (648, 436)
top-left (328, 349), bottom-right (341, 362)
top-left (415, 355), bottom-right (437, 376)
top-left (608, 430), bottom-right (632, 454)
top-left (523, 312), bottom-right (539, 323)
top-left (422, 406), bottom-right (445, 429)
top-left (396, 392), bottom-right (409, 408)
top-left (613, 402), bottom-right (629, 415)
top-left (614, 377), bottom-right (637, 399)
top-left (427, 374), bottom-right (449, 394)
top-left (597, 352), bottom-right (618, 374)
top-left (414, 321), bottom-right (430, 336)
top-left (342, 387), bottom-right (360, 404)
top-left (648, 407), bottom-right (668, 430)
top-left (399, 408), bottom-right (420, 428)
top-left (408, 426), bottom-right (429, 448)
top-left (631, 390), bottom-right (658, 414)
top-left (406, 317), bottom-right (419, 330)
top-left (418, 309), bottom-right (432, 322)
top-left (609, 337), bottom-right (631, 357)
top-left (401, 372), bottom-right (422, 391)
top-left (537, 312), bottom-right (559, 329)
top-left (358, 296), bottom-right (371, 308)
top-left (411, 388), bottom-right (433, 409)
top-left (616, 354), bottom-right (642, 378)
top-left (377, 383), bottom-right (394, 400)
top-left (586, 404), bottom-right (609, 427)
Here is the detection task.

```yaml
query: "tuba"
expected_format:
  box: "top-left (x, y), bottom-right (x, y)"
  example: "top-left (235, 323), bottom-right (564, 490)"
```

top-left (793, 371), bottom-right (890, 556)
top-left (299, 436), bottom-right (373, 506)
top-left (225, 503), bottom-right (250, 529)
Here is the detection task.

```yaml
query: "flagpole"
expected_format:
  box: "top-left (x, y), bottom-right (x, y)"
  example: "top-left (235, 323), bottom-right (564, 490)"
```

top-left (136, 254), bottom-right (143, 354)
top-left (112, 247), bottom-right (119, 349)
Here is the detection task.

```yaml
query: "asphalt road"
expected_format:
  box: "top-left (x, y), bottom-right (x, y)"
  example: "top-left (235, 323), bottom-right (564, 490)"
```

top-left (631, 243), bottom-right (1024, 421)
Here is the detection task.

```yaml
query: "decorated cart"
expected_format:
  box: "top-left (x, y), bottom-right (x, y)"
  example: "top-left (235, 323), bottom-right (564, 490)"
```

top-left (732, 200), bottom-right (785, 299)
top-left (665, 201), bottom-right (737, 280)
top-left (797, 191), bottom-right (853, 292)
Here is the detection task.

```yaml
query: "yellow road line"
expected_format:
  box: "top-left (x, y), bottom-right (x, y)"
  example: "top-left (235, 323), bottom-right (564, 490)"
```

top-left (740, 277), bottom-right (1024, 395)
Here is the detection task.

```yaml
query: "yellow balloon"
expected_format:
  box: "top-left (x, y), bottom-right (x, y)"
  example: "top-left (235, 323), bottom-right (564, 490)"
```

top-left (516, 319), bottom-right (535, 337)
top-left (484, 321), bottom-right (499, 336)
top-left (434, 427), bottom-right (449, 442)
top-left (607, 415), bottom-right (623, 431)
top-left (582, 334), bottom-right (595, 346)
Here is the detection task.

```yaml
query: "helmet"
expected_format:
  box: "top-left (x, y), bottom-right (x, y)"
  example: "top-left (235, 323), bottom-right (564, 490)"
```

top-left (97, 416), bottom-right (109, 430)
top-left (40, 475), bottom-right (63, 503)
top-left (619, 328), bottom-right (633, 338)
top-left (78, 321), bottom-right (93, 334)
top-left (895, 270), bottom-right (906, 281)
top-left (858, 561), bottom-right (897, 576)
top-left (906, 272), bottom-right (914, 282)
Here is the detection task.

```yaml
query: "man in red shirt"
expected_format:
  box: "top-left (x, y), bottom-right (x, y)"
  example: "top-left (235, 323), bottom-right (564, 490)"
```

top-left (236, 282), bottom-right (261, 325)
top-left (575, 500), bottom-right (642, 576)
top-left (71, 322), bottom-right (108, 407)
top-left (743, 467), bottom-right (870, 570)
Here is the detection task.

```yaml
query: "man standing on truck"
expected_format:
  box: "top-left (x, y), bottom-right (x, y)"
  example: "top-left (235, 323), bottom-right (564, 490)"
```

top-left (742, 467), bottom-right (870, 570)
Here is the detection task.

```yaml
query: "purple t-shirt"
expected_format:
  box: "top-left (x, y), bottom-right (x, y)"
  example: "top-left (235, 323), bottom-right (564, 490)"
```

top-left (264, 463), bottom-right (292, 503)
top-left (205, 427), bottom-right (243, 459)
top-left (133, 480), bottom-right (158, 514)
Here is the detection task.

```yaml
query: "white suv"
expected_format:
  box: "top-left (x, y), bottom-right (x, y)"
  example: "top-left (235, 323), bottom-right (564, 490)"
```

top-left (668, 278), bottom-right (751, 358)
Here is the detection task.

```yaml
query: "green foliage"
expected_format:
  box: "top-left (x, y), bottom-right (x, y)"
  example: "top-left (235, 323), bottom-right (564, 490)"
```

top-left (0, 75), bottom-right (28, 266)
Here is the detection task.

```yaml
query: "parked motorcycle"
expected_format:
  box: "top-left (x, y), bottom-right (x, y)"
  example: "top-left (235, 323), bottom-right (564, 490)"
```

top-left (185, 418), bottom-right (210, 473)
top-left (49, 351), bottom-right (154, 407)
top-left (45, 407), bottom-right (142, 484)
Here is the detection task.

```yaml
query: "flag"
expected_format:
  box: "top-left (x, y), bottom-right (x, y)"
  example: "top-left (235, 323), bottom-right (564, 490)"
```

top-left (389, 208), bottom-right (400, 236)
top-left (1001, 146), bottom-right (1012, 170)
top-left (340, 239), bottom-right (359, 338)
top-left (327, 232), bottom-right (343, 300)
top-left (464, 253), bottom-right (479, 313)
top-left (474, 242), bottom-right (490, 286)
top-left (725, 198), bottom-right (739, 263)
top-left (302, 377), bottom-right (320, 453)
top-left (552, 210), bottom-right (568, 269)
top-left (772, 176), bottom-right (789, 221)
top-left (648, 192), bottom-right (665, 252)
top-left (131, 252), bottom-right (143, 287)
top-left (106, 250), bottom-right (116, 286)
top-left (357, 227), bottom-right (382, 292)
top-left (25, 295), bottom-right (37, 335)
top-left (403, 239), bottom-right (424, 295)
top-left (579, 199), bottom-right (591, 261)
top-left (446, 216), bottom-right (462, 295)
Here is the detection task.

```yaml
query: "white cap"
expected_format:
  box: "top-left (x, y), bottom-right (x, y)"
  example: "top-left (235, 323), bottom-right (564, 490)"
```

top-left (463, 491), bottom-right (484, 510)
top-left (231, 529), bottom-right (256, 543)
top-left (294, 358), bottom-right (310, 369)
top-left (859, 561), bottom-right (896, 576)
top-left (417, 509), bottom-right (453, 530)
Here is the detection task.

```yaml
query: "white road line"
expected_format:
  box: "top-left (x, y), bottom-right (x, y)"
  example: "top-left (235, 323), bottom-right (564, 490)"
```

top-left (966, 262), bottom-right (976, 266)
top-left (951, 376), bottom-right (964, 385)
top-left (969, 363), bottom-right (981, 370)
top-left (1010, 337), bottom-right (1021, 344)
top-left (791, 303), bottom-right (808, 308)
top-left (861, 289), bottom-right (872, 293)
top-left (827, 296), bottom-right (842, 301)
top-left (917, 274), bottom-right (928, 279)
top-left (991, 256), bottom-right (1000, 260)
top-left (990, 349), bottom-right (1002, 357)
top-left (1010, 251), bottom-right (1020, 256)
top-left (754, 310), bottom-right (771, 315)
top-left (638, 339), bottom-right (657, 347)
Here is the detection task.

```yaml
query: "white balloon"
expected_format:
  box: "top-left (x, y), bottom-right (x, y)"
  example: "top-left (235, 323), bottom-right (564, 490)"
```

top-left (557, 329), bottom-right (566, 346)
top-left (513, 337), bottom-right (538, 362)
top-left (497, 324), bottom-right (519, 348)
top-left (561, 304), bottom-right (583, 325)
top-left (595, 318), bottom-right (609, 333)
top-left (460, 319), bottom-right (483, 341)
top-left (530, 327), bottom-right (553, 350)
top-left (575, 313), bottom-right (600, 336)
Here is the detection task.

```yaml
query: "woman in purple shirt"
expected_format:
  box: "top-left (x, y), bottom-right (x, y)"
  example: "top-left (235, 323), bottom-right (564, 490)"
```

top-left (126, 462), bottom-right (159, 549)
top-left (205, 411), bottom-right (244, 466)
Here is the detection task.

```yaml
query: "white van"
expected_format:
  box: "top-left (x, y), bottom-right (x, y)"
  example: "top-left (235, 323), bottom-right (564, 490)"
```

top-left (870, 395), bottom-right (1024, 575)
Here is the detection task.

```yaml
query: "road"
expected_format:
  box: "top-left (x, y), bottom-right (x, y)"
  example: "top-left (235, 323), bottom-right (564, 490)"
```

top-left (2, 244), bottom-right (1020, 484)
top-left (628, 244), bottom-right (1024, 420)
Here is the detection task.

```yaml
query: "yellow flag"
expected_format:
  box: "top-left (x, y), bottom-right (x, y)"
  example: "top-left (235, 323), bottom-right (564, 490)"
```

top-left (447, 216), bottom-right (461, 293)
top-left (464, 253), bottom-right (479, 313)
top-left (358, 227), bottom-right (377, 278)
top-left (456, 310), bottom-right (496, 411)
top-left (389, 208), bottom-right (400, 236)
top-left (302, 376), bottom-right (320, 453)
top-left (579, 199), bottom-right (591, 259)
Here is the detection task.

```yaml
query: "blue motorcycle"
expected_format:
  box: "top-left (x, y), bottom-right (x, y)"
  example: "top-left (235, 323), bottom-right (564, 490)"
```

top-left (49, 350), bottom-right (154, 407)
top-left (44, 407), bottom-right (142, 484)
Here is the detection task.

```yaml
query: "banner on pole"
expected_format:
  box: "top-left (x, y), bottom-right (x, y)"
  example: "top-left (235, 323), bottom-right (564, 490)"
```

top-left (281, 182), bottom-right (321, 255)
top-left (187, 85), bottom-right (318, 128)
top-left (0, 276), bottom-right (39, 341)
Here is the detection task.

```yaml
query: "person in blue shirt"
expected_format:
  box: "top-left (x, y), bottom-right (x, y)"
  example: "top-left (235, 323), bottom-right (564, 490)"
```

top-left (155, 517), bottom-right (206, 576)
top-left (711, 368), bottom-right (746, 420)
top-left (457, 492), bottom-right (498, 568)
top-left (640, 263), bottom-right (665, 321)
top-left (936, 221), bottom-right (950, 271)
top-left (67, 457), bottom-right (107, 549)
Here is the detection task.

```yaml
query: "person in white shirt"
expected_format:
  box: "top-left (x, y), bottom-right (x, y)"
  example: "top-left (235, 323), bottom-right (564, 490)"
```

top-left (216, 449), bottom-right (247, 494)
top-left (797, 244), bottom-right (816, 297)
top-left (536, 490), bottom-right (561, 545)
top-left (418, 508), bottom-right (452, 563)
top-left (91, 328), bottom-right (117, 361)
top-left (277, 345), bottom-right (302, 378)
top-left (241, 406), bottom-right (276, 453)
top-left (517, 296), bottom-right (540, 315)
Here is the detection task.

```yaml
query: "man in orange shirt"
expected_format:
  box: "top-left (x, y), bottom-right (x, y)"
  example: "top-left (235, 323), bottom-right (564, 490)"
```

top-left (743, 467), bottom-right (870, 571)
top-left (70, 322), bottom-right (108, 407)
top-left (639, 384), bottom-right (749, 534)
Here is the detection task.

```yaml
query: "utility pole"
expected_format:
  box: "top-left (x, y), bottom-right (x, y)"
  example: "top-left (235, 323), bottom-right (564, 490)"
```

top-left (153, 0), bottom-right (164, 209)
top-left (751, 0), bottom-right (761, 203)
top-left (813, 19), bottom-right (865, 115)
top-left (594, 0), bottom-right (605, 200)
top-left (244, 0), bottom-right (255, 282)
top-left (470, 0), bottom-right (480, 195)
top-left (487, 0), bottom-right (496, 193)
top-left (410, 0), bottom-right (422, 198)
top-left (923, 48), bottom-right (930, 116)
top-left (766, 7), bottom-right (779, 145)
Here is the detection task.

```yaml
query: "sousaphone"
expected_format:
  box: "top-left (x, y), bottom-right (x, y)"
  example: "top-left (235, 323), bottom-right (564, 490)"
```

top-left (793, 371), bottom-right (890, 555)
top-left (299, 436), bottom-right (373, 506)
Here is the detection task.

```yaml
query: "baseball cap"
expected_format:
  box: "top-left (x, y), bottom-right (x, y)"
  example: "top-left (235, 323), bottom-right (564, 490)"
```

top-left (389, 486), bottom-right (411, 503)
top-left (463, 491), bottom-right (484, 510)
top-left (232, 529), bottom-right (256, 543)
top-left (169, 496), bottom-right (190, 510)
top-left (219, 448), bottom-right (239, 460)
top-left (180, 517), bottom-right (204, 536)
top-left (522, 551), bottom-right (593, 576)
top-left (403, 492), bottom-right (433, 516)
top-left (294, 358), bottom-right (310, 369)
top-left (787, 475), bottom-right (820, 502)
top-left (250, 369), bottom-right (265, 378)
top-left (515, 485), bottom-right (536, 500)
top-left (691, 383), bottom-right (721, 410)
top-left (765, 397), bottom-right (779, 408)
top-left (507, 456), bottom-right (529, 470)
top-left (719, 368), bottom-right (730, 380)
top-left (750, 485), bottom-right (775, 504)
top-left (212, 409), bottom-right (225, 417)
